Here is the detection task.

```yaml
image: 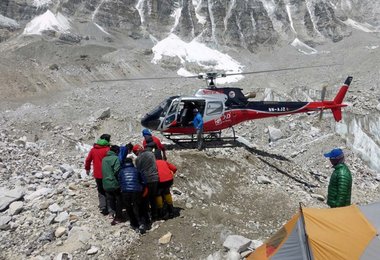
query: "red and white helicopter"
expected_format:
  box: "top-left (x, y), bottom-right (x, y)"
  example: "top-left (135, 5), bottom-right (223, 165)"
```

top-left (140, 70), bottom-right (352, 144)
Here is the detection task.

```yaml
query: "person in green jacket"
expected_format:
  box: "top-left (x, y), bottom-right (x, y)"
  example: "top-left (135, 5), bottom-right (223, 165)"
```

top-left (102, 145), bottom-right (123, 225)
top-left (324, 148), bottom-right (352, 208)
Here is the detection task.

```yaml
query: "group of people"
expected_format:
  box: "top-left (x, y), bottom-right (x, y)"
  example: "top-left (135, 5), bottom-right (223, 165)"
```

top-left (84, 130), bottom-right (177, 234)
top-left (84, 127), bottom-right (352, 234)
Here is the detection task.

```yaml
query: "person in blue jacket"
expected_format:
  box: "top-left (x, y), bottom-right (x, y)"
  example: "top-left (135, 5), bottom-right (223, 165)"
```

top-left (118, 158), bottom-right (148, 234)
top-left (192, 108), bottom-right (204, 150)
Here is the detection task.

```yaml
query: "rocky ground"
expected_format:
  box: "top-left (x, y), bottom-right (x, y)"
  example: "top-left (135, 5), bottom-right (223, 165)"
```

top-left (0, 29), bottom-right (380, 260)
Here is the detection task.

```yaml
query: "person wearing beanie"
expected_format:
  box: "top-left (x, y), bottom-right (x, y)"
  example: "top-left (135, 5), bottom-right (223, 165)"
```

top-left (142, 129), bottom-right (167, 160)
top-left (85, 134), bottom-right (111, 215)
top-left (324, 148), bottom-right (352, 208)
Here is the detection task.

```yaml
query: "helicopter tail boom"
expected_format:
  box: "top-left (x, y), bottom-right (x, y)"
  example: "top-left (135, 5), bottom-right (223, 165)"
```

top-left (334, 76), bottom-right (352, 104)
top-left (328, 76), bottom-right (352, 121)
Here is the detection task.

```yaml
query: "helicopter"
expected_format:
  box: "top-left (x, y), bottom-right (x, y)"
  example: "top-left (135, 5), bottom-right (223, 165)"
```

top-left (139, 71), bottom-right (352, 144)
top-left (93, 66), bottom-right (352, 146)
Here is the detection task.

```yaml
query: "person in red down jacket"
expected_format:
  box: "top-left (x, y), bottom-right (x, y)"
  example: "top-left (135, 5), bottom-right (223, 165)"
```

top-left (85, 134), bottom-right (111, 215)
top-left (142, 129), bottom-right (167, 160)
top-left (154, 153), bottom-right (177, 219)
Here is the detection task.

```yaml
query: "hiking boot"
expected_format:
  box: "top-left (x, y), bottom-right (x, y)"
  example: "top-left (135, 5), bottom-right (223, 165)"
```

top-left (100, 209), bottom-right (109, 216)
top-left (138, 224), bottom-right (146, 234)
top-left (130, 224), bottom-right (139, 232)
top-left (111, 218), bottom-right (123, 226)
top-left (167, 204), bottom-right (174, 219)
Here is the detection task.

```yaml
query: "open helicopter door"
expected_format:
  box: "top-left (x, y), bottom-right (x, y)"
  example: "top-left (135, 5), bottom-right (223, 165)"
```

top-left (162, 98), bottom-right (180, 129)
top-left (162, 98), bottom-right (206, 130)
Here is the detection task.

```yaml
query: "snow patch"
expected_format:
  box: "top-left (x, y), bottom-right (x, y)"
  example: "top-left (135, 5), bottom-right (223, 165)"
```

top-left (171, 7), bottom-right (182, 33)
top-left (343, 19), bottom-right (377, 33)
top-left (23, 10), bottom-right (70, 35)
top-left (94, 23), bottom-right (110, 35)
top-left (136, 0), bottom-right (145, 25)
top-left (152, 34), bottom-right (243, 84)
top-left (33, 0), bottom-right (52, 8)
top-left (291, 38), bottom-right (317, 55)
top-left (285, 4), bottom-right (296, 33)
top-left (366, 45), bottom-right (379, 50)
top-left (193, 0), bottom-right (206, 24)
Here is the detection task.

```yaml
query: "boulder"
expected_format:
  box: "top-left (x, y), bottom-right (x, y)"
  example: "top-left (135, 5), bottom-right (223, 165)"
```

top-left (87, 246), bottom-right (99, 255)
top-left (158, 232), bottom-right (172, 244)
top-left (257, 176), bottom-right (272, 184)
top-left (8, 201), bottom-right (23, 215)
top-left (223, 235), bottom-right (251, 253)
top-left (55, 226), bottom-right (66, 238)
top-left (55, 252), bottom-right (73, 260)
top-left (0, 216), bottom-right (12, 230)
top-left (49, 203), bottom-right (63, 213)
top-left (62, 226), bottom-right (92, 251)
top-left (93, 107), bottom-right (111, 120)
top-left (268, 126), bottom-right (283, 142)
top-left (54, 211), bottom-right (69, 223)
top-left (24, 188), bottom-right (52, 201)
top-left (0, 186), bottom-right (25, 211)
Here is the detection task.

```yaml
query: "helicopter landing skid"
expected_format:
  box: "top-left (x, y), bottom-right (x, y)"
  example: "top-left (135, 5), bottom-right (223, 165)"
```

top-left (163, 128), bottom-right (239, 150)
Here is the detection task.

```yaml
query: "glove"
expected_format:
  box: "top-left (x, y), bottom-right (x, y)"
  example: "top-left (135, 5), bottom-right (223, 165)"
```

top-left (142, 187), bottom-right (149, 198)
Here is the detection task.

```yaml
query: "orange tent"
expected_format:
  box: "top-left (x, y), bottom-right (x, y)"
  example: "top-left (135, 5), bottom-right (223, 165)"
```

top-left (248, 202), bottom-right (380, 260)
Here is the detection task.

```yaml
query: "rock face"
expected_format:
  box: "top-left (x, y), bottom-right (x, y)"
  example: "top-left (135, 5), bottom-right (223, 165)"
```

top-left (0, 0), bottom-right (377, 51)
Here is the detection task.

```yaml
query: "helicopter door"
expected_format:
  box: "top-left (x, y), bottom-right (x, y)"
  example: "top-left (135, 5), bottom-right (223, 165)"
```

top-left (162, 99), bottom-right (180, 129)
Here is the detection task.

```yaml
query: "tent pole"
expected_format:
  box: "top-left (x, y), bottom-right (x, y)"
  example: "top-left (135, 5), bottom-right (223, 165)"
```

top-left (299, 203), bottom-right (313, 260)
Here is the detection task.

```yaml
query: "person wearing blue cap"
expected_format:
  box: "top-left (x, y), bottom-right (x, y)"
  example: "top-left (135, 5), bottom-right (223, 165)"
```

top-left (142, 129), bottom-right (167, 160)
top-left (324, 148), bottom-right (352, 208)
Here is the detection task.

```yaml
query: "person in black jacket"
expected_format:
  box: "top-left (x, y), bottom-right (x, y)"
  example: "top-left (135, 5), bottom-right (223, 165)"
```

top-left (118, 158), bottom-right (148, 234)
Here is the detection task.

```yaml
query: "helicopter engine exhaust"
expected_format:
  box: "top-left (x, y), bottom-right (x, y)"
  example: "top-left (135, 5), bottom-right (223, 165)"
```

top-left (244, 92), bottom-right (257, 99)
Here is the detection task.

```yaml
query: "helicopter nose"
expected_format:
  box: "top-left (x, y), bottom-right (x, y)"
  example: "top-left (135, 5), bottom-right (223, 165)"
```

top-left (141, 113), bottom-right (160, 130)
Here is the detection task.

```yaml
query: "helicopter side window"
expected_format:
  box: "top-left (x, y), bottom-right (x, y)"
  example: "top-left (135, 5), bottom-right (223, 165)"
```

top-left (206, 101), bottom-right (223, 116)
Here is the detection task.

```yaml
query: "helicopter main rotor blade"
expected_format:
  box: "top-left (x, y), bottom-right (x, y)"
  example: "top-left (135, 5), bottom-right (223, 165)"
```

top-left (91, 64), bottom-right (341, 83)
top-left (91, 75), bottom-right (198, 83)
top-left (225, 64), bottom-right (341, 77)
top-left (319, 84), bottom-right (328, 121)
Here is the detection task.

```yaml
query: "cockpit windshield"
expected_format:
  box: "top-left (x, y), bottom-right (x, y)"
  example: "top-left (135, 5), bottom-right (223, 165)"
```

top-left (148, 96), bottom-right (179, 117)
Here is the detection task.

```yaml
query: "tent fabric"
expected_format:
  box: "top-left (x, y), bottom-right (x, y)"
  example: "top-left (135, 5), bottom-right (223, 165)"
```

top-left (248, 203), bottom-right (380, 260)
top-left (250, 214), bottom-right (299, 260)
top-left (360, 201), bottom-right (380, 233)
top-left (272, 217), bottom-right (310, 260)
top-left (304, 206), bottom-right (376, 260)
top-left (360, 236), bottom-right (380, 260)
